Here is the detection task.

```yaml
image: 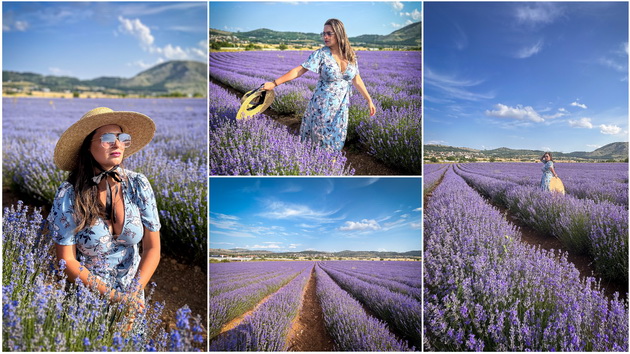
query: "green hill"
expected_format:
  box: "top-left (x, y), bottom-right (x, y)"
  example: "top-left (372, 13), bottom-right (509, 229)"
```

top-left (3, 60), bottom-right (207, 97)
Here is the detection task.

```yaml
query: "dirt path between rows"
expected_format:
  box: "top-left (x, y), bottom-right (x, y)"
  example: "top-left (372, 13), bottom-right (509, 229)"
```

top-left (210, 77), bottom-right (405, 176)
top-left (286, 266), bottom-right (334, 351)
top-left (452, 167), bottom-right (628, 300)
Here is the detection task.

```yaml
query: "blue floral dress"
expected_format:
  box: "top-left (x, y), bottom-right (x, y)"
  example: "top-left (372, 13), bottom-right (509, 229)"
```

top-left (540, 161), bottom-right (554, 191)
top-left (300, 46), bottom-right (359, 151)
top-left (48, 169), bottom-right (161, 293)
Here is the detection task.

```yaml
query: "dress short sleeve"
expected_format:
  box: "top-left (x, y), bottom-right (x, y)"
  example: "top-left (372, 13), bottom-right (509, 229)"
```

top-left (301, 48), bottom-right (324, 73)
top-left (129, 172), bottom-right (161, 232)
top-left (48, 182), bottom-right (77, 245)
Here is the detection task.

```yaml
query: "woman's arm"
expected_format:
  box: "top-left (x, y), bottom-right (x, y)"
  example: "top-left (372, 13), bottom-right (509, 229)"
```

top-left (56, 244), bottom-right (118, 299)
top-left (136, 228), bottom-right (161, 291)
top-left (352, 74), bottom-right (376, 116)
top-left (550, 166), bottom-right (558, 178)
top-left (262, 65), bottom-right (308, 90)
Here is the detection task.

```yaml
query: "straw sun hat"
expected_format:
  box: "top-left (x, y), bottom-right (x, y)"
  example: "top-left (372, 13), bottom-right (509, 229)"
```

top-left (237, 86), bottom-right (275, 119)
top-left (53, 107), bottom-right (155, 171)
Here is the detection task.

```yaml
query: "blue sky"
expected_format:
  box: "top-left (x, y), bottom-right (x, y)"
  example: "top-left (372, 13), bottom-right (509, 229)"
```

top-left (3, 2), bottom-right (207, 79)
top-left (424, 2), bottom-right (628, 153)
top-left (210, 178), bottom-right (422, 253)
top-left (210, 1), bottom-right (422, 37)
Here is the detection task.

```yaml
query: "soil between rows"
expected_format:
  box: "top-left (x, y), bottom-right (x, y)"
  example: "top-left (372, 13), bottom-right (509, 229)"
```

top-left (427, 165), bottom-right (627, 301)
top-left (209, 77), bottom-right (405, 176)
top-left (286, 266), bottom-right (334, 351)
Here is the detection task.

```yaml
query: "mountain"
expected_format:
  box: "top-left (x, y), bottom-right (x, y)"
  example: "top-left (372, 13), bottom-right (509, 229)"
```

top-left (425, 142), bottom-right (629, 161)
top-left (209, 248), bottom-right (421, 259)
top-left (210, 22), bottom-right (421, 49)
top-left (3, 60), bottom-right (207, 97)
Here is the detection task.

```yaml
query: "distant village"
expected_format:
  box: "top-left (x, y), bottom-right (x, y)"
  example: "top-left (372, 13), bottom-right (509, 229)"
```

top-left (210, 253), bottom-right (420, 263)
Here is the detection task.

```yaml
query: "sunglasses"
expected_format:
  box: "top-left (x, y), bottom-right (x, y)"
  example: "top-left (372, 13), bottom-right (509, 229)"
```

top-left (93, 132), bottom-right (132, 148)
top-left (320, 31), bottom-right (335, 38)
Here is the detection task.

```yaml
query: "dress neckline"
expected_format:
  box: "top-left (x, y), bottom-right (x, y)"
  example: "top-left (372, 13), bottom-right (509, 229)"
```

top-left (324, 46), bottom-right (349, 74)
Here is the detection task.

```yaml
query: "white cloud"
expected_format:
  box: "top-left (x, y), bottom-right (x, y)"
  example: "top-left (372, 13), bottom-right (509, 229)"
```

top-left (339, 219), bottom-right (381, 232)
top-left (3, 17), bottom-right (29, 32)
top-left (515, 41), bottom-right (543, 59)
top-left (570, 101), bottom-right (588, 109)
top-left (543, 111), bottom-right (566, 119)
top-left (485, 104), bottom-right (544, 122)
top-left (413, 207), bottom-right (421, 212)
top-left (391, 22), bottom-right (402, 29)
top-left (400, 214), bottom-right (409, 218)
top-left (410, 222), bottom-right (422, 229)
top-left (515, 3), bottom-right (564, 26)
top-left (401, 9), bottom-right (422, 21)
top-left (249, 242), bottom-right (282, 249)
top-left (288, 244), bottom-right (301, 249)
top-left (258, 201), bottom-right (339, 222)
top-left (118, 16), bottom-right (205, 62)
top-left (568, 117), bottom-right (593, 129)
top-left (587, 144), bottom-right (602, 149)
top-left (600, 124), bottom-right (622, 135)
top-left (118, 16), bottom-right (154, 49)
top-left (391, 2), bottom-right (404, 11)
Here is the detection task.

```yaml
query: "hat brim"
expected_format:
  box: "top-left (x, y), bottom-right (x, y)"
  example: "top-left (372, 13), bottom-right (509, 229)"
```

top-left (237, 89), bottom-right (275, 119)
top-left (54, 111), bottom-right (155, 171)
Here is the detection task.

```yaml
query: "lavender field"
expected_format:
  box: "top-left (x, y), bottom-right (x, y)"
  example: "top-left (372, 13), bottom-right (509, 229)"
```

top-left (2, 97), bottom-right (207, 351)
top-left (424, 163), bottom-right (629, 351)
top-left (209, 50), bottom-right (421, 175)
top-left (208, 260), bottom-right (421, 351)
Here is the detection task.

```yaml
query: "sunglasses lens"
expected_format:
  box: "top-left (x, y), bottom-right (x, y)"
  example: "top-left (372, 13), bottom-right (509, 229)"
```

top-left (119, 133), bottom-right (132, 146)
top-left (100, 133), bottom-right (117, 145)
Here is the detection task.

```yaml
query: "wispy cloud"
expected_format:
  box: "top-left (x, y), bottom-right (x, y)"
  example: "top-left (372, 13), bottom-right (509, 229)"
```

top-left (425, 68), bottom-right (495, 102)
top-left (515, 40), bottom-right (543, 59)
top-left (339, 219), bottom-right (381, 232)
top-left (258, 200), bottom-right (340, 222)
top-left (391, 2), bottom-right (404, 12)
top-left (600, 124), bottom-right (622, 135)
top-left (514, 3), bottom-right (564, 27)
top-left (211, 230), bottom-right (256, 238)
top-left (413, 207), bottom-right (421, 212)
top-left (568, 117), bottom-right (593, 129)
top-left (485, 104), bottom-right (544, 123)
top-left (570, 101), bottom-right (588, 109)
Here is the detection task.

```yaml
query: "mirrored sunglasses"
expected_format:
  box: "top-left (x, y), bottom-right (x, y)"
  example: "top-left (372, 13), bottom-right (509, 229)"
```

top-left (95, 133), bottom-right (132, 148)
top-left (320, 31), bottom-right (335, 38)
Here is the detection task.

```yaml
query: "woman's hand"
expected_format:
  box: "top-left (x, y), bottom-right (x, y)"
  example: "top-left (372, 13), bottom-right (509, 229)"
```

top-left (262, 82), bottom-right (277, 91)
top-left (368, 101), bottom-right (376, 116)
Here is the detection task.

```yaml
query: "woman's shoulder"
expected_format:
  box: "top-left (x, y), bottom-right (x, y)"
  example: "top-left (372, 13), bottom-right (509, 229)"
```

top-left (55, 181), bottom-right (74, 198)
top-left (122, 168), bottom-right (150, 185)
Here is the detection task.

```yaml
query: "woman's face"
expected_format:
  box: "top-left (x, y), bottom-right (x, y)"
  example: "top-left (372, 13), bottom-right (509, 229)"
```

top-left (322, 24), bottom-right (337, 48)
top-left (90, 124), bottom-right (125, 170)
top-left (543, 154), bottom-right (550, 161)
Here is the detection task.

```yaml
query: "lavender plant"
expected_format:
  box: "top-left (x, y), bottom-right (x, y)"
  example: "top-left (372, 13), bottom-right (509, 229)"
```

top-left (314, 265), bottom-right (413, 351)
top-left (209, 265), bottom-right (312, 351)
top-left (2, 202), bottom-right (206, 352)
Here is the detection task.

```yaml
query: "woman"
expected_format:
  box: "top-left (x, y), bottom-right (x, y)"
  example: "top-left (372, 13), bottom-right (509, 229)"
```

top-left (48, 107), bottom-right (161, 313)
top-left (262, 18), bottom-right (376, 151)
top-left (540, 152), bottom-right (559, 191)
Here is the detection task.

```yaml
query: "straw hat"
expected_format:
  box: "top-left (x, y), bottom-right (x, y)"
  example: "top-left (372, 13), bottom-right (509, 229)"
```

top-left (549, 176), bottom-right (565, 194)
top-left (237, 87), bottom-right (275, 119)
top-left (53, 107), bottom-right (155, 171)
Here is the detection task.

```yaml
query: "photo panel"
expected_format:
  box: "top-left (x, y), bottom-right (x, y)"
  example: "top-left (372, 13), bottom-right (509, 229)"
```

top-left (423, 2), bottom-right (628, 351)
top-left (2, 1), bottom-right (208, 351)
top-left (209, 176), bottom-right (422, 350)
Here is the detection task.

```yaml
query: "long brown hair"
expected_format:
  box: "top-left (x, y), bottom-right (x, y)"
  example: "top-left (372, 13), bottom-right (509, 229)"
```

top-left (67, 130), bottom-right (126, 232)
top-left (325, 18), bottom-right (356, 64)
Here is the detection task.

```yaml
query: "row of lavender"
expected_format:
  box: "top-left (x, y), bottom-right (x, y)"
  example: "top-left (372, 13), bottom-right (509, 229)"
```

top-left (209, 81), bottom-right (353, 175)
top-left (455, 164), bottom-right (628, 283)
top-left (208, 260), bottom-right (420, 351)
top-left (210, 51), bottom-right (422, 174)
top-left (424, 165), bottom-right (628, 351)
top-left (423, 163), bottom-right (448, 196)
top-left (3, 203), bottom-right (204, 351)
top-left (2, 97), bottom-right (207, 265)
top-left (208, 261), bottom-right (312, 340)
top-left (458, 162), bottom-right (628, 207)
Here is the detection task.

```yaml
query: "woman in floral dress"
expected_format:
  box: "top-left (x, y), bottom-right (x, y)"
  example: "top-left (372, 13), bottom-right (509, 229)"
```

top-left (540, 152), bottom-right (559, 191)
top-left (263, 18), bottom-right (376, 151)
top-left (48, 107), bottom-right (161, 314)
